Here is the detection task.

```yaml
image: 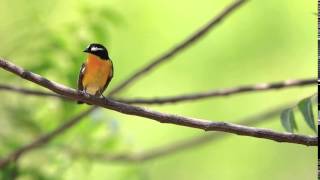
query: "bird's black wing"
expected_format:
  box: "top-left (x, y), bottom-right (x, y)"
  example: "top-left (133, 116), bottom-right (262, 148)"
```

top-left (77, 63), bottom-right (86, 104)
top-left (99, 60), bottom-right (113, 96)
top-left (78, 63), bottom-right (86, 91)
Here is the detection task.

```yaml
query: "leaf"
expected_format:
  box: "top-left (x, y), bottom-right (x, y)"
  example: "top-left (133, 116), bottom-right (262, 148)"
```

top-left (311, 93), bottom-right (318, 104)
top-left (20, 167), bottom-right (49, 180)
top-left (0, 161), bottom-right (18, 180)
top-left (280, 109), bottom-right (297, 133)
top-left (298, 97), bottom-right (317, 133)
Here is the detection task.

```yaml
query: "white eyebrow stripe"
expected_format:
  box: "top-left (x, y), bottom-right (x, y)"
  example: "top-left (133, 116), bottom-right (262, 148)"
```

top-left (91, 47), bottom-right (104, 51)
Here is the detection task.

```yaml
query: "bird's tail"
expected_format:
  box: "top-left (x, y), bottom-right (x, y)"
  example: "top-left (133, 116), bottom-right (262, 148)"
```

top-left (77, 101), bottom-right (91, 105)
top-left (77, 101), bottom-right (84, 104)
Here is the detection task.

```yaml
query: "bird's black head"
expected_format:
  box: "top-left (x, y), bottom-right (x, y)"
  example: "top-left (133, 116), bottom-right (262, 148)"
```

top-left (83, 43), bottom-right (109, 60)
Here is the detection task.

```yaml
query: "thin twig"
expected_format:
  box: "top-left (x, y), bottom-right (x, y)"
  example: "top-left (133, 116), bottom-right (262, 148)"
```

top-left (0, 84), bottom-right (63, 98)
top-left (118, 79), bottom-right (317, 104)
top-left (0, 78), bottom-right (316, 105)
top-left (108, 0), bottom-right (248, 96)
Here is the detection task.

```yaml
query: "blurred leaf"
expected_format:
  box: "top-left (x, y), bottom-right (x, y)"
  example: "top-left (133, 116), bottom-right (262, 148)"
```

top-left (5, 105), bottom-right (43, 134)
top-left (280, 108), bottom-right (297, 133)
top-left (298, 97), bottom-right (317, 133)
top-left (0, 137), bottom-right (23, 151)
top-left (311, 93), bottom-right (318, 104)
top-left (20, 167), bottom-right (50, 180)
top-left (0, 161), bottom-right (18, 180)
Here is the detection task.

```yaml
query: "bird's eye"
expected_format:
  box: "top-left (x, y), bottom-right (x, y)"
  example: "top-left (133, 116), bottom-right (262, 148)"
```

top-left (91, 46), bottom-right (103, 52)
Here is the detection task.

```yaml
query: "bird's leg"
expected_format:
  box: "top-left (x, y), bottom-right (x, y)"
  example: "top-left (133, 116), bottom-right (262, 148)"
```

top-left (96, 90), bottom-right (108, 103)
top-left (77, 88), bottom-right (90, 104)
top-left (81, 88), bottom-right (90, 97)
top-left (101, 93), bottom-right (108, 103)
top-left (99, 90), bottom-right (106, 99)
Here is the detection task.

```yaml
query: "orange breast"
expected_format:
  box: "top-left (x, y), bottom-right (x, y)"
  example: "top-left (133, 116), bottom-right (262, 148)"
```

top-left (82, 54), bottom-right (112, 95)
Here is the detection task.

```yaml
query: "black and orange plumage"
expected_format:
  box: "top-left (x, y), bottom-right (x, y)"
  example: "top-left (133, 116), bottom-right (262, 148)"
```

top-left (77, 43), bottom-right (113, 104)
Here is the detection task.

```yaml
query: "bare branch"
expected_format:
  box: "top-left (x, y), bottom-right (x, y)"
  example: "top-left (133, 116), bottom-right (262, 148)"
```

top-left (0, 59), bottom-right (317, 168)
top-left (0, 58), bottom-right (317, 149)
top-left (0, 80), bottom-right (313, 165)
top-left (108, 0), bottom-right (248, 96)
top-left (118, 79), bottom-right (317, 104)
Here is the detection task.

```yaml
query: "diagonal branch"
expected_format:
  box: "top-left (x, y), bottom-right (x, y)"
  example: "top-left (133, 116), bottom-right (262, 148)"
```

top-left (0, 59), bottom-right (317, 149)
top-left (108, 0), bottom-right (248, 96)
top-left (0, 78), bottom-right (316, 105)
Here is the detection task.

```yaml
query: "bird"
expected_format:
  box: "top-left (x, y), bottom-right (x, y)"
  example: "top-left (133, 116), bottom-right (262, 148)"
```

top-left (77, 43), bottom-right (113, 104)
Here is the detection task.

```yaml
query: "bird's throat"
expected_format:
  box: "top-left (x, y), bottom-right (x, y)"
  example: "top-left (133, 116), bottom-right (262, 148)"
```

top-left (87, 54), bottom-right (105, 67)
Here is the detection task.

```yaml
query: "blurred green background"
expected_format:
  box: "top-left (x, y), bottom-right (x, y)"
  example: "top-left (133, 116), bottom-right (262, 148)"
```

top-left (0, 0), bottom-right (317, 179)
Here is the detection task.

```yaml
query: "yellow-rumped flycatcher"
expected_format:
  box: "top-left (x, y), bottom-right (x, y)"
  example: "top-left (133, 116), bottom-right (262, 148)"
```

top-left (77, 43), bottom-right (113, 104)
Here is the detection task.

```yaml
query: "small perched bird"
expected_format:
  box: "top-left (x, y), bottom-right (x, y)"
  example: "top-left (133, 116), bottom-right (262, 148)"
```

top-left (77, 43), bottom-right (113, 104)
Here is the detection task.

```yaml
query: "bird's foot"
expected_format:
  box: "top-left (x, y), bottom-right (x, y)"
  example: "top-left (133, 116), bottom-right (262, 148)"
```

top-left (77, 90), bottom-right (92, 104)
top-left (79, 90), bottom-right (90, 97)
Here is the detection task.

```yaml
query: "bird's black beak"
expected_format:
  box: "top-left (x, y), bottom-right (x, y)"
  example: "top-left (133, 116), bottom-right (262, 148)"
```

top-left (83, 48), bottom-right (90, 53)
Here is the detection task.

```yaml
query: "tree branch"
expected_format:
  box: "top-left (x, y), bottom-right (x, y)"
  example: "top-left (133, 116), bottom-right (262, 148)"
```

top-left (0, 58), bottom-right (317, 168)
top-left (0, 58), bottom-right (317, 152)
top-left (118, 79), bottom-right (317, 104)
top-left (108, 0), bottom-right (248, 96)
top-left (0, 78), bottom-right (315, 105)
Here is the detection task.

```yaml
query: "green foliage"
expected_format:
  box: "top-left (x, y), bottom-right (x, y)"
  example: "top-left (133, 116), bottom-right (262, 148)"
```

top-left (19, 167), bottom-right (49, 180)
top-left (4, 105), bottom-right (43, 134)
top-left (298, 97), bottom-right (317, 132)
top-left (280, 95), bottom-right (317, 133)
top-left (280, 109), bottom-right (297, 133)
top-left (0, 161), bottom-right (18, 180)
